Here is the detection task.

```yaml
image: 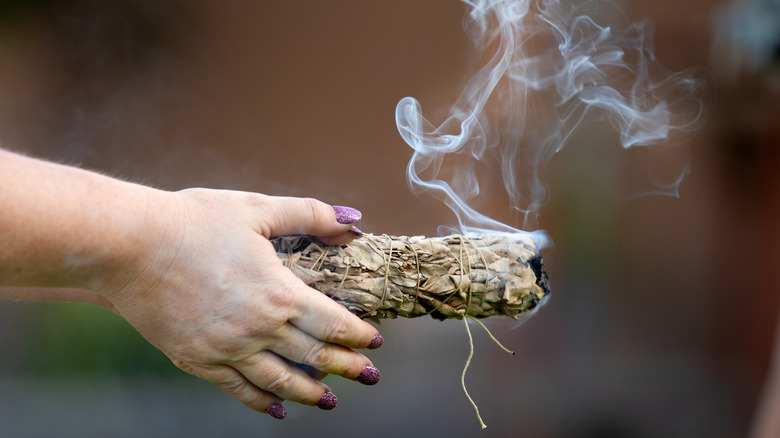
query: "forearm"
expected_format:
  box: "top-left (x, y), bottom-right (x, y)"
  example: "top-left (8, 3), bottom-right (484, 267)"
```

top-left (0, 148), bottom-right (167, 296)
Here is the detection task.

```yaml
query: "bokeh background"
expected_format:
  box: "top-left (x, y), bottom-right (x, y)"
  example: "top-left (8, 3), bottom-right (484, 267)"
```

top-left (1, 0), bottom-right (779, 437)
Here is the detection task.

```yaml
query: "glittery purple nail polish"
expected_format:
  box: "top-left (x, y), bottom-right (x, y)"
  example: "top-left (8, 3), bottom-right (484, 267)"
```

top-left (349, 225), bottom-right (364, 236)
top-left (333, 206), bottom-right (362, 224)
top-left (266, 403), bottom-right (287, 419)
top-left (368, 334), bottom-right (384, 349)
top-left (316, 392), bottom-right (338, 410)
top-left (356, 365), bottom-right (380, 385)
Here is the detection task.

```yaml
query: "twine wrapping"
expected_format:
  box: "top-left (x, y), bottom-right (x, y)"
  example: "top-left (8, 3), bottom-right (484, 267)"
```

top-left (273, 233), bottom-right (549, 321)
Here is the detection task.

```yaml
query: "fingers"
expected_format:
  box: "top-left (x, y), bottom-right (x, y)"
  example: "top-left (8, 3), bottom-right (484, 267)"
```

top-left (190, 364), bottom-right (288, 419)
top-left (190, 353), bottom-right (342, 417)
top-left (275, 265), bottom-right (380, 349)
top-left (270, 324), bottom-right (372, 379)
top-left (255, 196), bottom-right (362, 239)
top-left (250, 240), bottom-right (379, 352)
top-left (269, 325), bottom-right (382, 387)
top-left (235, 351), bottom-right (330, 406)
top-left (258, 248), bottom-right (380, 350)
top-left (292, 294), bottom-right (379, 348)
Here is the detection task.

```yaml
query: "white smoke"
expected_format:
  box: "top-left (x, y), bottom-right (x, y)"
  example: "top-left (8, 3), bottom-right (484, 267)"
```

top-left (396, 0), bottom-right (709, 243)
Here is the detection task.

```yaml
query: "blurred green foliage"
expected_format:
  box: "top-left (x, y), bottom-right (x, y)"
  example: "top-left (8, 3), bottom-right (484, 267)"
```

top-left (19, 302), bottom-right (180, 378)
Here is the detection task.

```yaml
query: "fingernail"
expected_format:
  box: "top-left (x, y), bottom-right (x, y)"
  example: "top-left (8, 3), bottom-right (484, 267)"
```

top-left (349, 225), bottom-right (364, 236)
top-left (333, 206), bottom-right (362, 224)
top-left (356, 365), bottom-right (380, 385)
top-left (266, 403), bottom-right (287, 419)
top-left (316, 391), bottom-right (338, 410)
top-left (368, 334), bottom-right (384, 349)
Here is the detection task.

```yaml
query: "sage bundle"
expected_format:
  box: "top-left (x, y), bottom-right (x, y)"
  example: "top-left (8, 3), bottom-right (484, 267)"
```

top-left (273, 233), bottom-right (549, 321)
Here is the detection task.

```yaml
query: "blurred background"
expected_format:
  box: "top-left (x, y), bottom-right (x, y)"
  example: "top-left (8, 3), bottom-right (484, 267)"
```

top-left (0, 0), bottom-right (779, 437)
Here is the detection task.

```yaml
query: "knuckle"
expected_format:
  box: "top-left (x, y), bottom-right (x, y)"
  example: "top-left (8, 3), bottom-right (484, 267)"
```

top-left (324, 313), bottom-right (352, 341)
top-left (168, 340), bottom-right (215, 364)
top-left (246, 193), bottom-right (274, 236)
top-left (219, 379), bottom-right (248, 396)
top-left (260, 289), bottom-right (296, 322)
top-left (300, 197), bottom-right (326, 224)
top-left (197, 333), bottom-right (240, 361)
top-left (304, 344), bottom-right (332, 368)
top-left (170, 358), bottom-right (196, 375)
top-left (265, 369), bottom-right (294, 394)
top-left (246, 192), bottom-right (271, 208)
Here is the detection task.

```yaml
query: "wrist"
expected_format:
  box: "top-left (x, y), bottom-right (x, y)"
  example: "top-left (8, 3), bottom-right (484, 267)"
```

top-left (85, 187), bottom-right (185, 300)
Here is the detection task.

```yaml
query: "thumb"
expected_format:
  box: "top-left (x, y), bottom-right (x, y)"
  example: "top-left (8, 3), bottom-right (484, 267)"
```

top-left (257, 196), bottom-right (361, 238)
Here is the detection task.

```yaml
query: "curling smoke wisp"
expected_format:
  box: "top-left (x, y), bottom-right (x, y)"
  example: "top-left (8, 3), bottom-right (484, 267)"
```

top-left (396, 0), bottom-right (709, 241)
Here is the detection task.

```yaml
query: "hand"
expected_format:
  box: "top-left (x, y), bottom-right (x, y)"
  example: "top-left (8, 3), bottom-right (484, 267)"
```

top-left (101, 189), bottom-right (382, 418)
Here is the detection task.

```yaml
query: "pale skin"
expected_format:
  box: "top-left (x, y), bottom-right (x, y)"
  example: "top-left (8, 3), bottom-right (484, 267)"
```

top-left (0, 148), bottom-right (380, 416)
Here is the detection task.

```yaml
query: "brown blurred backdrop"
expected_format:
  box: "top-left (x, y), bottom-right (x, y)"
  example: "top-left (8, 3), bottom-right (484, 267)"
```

top-left (0, 0), bottom-right (778, 437)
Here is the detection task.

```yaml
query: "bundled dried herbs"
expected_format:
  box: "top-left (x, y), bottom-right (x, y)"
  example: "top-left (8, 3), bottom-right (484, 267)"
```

top-left (273, 233), bottom-right (549, 321)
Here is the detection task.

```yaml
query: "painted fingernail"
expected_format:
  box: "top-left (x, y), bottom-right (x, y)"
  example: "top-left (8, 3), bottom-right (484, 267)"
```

top-left (356, 365), bottom-right (380, 385)
top-left (333, 206), bottom-right (362, 224)
top-left (349, 225), bottom-right (364, 236)
top-left (266, 403), bottom-right (287, 419)
top-left (316, 391), bottom-right (338, 410)
top-left (368, 334), bottom-right (384, 349)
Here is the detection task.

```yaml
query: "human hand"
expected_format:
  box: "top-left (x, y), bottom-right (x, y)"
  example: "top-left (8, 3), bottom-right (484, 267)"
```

top-left (99, 189), bottom-right (382, 418)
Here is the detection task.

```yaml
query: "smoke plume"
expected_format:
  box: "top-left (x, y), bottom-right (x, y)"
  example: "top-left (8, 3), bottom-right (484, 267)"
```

top-left (396, 0), bottom-right (709, 243)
